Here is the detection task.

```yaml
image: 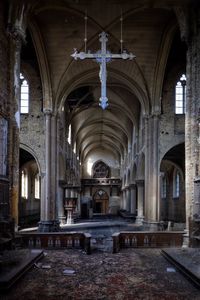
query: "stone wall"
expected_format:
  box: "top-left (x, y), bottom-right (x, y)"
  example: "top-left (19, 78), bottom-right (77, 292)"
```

top-left (160, 73), bottom-right (185, 161)
top-left (20, 62), bottom-right (45, 173)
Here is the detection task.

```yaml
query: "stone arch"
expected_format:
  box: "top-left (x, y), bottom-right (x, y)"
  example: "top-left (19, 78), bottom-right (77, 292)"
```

top-left (159, 143), bottom-right (185, 224)
top-left (57, 68), bottom-right (150, 116)
top-left (19, 146), bottom-right (41, 228)
top-left (20, 143), bottom-right (41, 176)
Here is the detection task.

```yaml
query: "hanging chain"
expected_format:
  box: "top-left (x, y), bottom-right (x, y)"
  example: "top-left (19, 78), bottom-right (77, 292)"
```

top-left (120, 10), bottom-right (123, 53)
top-left (84, 10), bottom-right (88, 52)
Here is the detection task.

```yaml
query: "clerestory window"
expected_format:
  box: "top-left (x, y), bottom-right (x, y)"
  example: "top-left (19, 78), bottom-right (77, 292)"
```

top-left (21, 169), bottom-right (28, 198)
top-left (175, 74), bottom-right (186, 114)
top-left (161, 175), bottom-right (167, 198)
top-left (34, 173), bottom-right (40, 199)
top-left (20, 73), bottom-right (29, 114)
top-left (173, 170), bottom-right (180, 198)
top-left (68, 124), bottom-right (71, 144)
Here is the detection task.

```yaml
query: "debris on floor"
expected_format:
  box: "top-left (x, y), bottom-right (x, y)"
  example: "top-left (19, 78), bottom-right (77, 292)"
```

top-left (4, 249), bottom-right (199, 300)
top-left (63, 268), bottom-right (76, 275)
top-left (166, 267), bottom-right (176, 272)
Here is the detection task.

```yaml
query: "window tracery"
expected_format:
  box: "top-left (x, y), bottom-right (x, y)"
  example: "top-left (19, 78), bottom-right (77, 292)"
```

top-left (93, 161), bottom-right (110, 178)
top-left (175, 74), bottom-right (186, 114)
top-left (20, 73), bottom-right (29, 114)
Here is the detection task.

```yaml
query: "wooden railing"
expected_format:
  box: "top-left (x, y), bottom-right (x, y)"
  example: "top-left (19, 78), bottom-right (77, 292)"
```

top-left (112, 231), bottom-right (184, 253)
top-left (20, 232), bottom-right (91, 255)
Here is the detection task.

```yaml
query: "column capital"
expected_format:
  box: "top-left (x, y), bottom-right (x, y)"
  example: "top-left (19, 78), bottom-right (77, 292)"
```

top-left (43, 108), bottom-right (53, 116)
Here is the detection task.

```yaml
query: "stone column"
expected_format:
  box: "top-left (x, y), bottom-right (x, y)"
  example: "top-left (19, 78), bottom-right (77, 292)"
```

top-left (121, 189), bottom-right (125, 209)
top-left (51, 114), bottom-right (57, 220)
top-left (125, 188), bottom-right (130, 212)
top-left (130, 184), bottom-right (137, 214)
top-left (123, 189), bottom-right (126, 210)
top-left (45, 109), bottom-right (51, 220)
top-left (57, 186), bottom-right (66, 225)
top-left (38, 110), bottom-right (60, 231)
top-left (144, 114), bottom-right (160, 226)
top-left (57, 114), bottom-right (66, 225)
top-left (136, 180), bottom-right (144, 223)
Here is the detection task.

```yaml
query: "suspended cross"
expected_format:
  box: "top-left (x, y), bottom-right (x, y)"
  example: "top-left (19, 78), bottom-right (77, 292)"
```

top-left (71, 32), bottom-right (136, 110)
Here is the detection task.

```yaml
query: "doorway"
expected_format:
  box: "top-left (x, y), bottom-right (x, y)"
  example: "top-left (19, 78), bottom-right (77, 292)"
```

top-left (93, 189), bottom-right (109, 214)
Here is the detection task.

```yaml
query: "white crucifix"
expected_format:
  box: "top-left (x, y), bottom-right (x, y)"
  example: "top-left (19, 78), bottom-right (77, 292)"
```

top-left (71, 32), bottom-right (136, 110)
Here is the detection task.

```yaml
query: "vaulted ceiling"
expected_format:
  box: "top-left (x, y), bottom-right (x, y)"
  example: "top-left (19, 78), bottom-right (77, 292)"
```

top-left (20, 0), bottom-right (186, 164)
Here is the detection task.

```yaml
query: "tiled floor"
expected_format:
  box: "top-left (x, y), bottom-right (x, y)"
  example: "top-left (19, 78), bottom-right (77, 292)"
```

top-left (2, 249), bottom-right (200, 300)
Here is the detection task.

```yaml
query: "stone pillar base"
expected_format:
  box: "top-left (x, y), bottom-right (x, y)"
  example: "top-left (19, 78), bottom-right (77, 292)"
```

top-left (38, 220), bottom-right (60, 232)
top-left (142, 220), bottom-right (160, 231)
top-left (182, 229), bottom-right (190, 248)
top-left (136, 215), bottom-right (144, 225)
top-left (58, 216), bottom-right (66, 225)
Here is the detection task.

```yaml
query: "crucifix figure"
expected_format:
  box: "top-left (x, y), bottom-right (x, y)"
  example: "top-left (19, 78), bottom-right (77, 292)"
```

top-left (71, 32), bottom-right (136, 110)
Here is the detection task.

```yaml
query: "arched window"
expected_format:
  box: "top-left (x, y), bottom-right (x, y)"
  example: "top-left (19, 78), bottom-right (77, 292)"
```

top-left (175, 74), bottom-right (186, 114)
top-left (173, 170), bottom-right (180, 198)
top-left (20, 73), bottom-right (29, 114)
top-left (21, 169), bottom-right (28, 198)
top-left (73, 141), bottom-right (76, 154)
top-left (34, 173), bottom-right (40, 199)
top-left (161, 175), bottom-right (167, 198)
top-left (67, 124), bottom-right (71, 144)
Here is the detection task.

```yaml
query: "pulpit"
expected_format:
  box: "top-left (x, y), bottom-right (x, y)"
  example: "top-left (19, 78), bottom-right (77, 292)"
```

top-left (64, 189), bottom-right (78, 224)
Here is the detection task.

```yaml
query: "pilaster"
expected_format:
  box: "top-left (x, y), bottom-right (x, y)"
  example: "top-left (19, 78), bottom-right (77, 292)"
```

top-left (130, 184), bottom-right (137, 214)
top-left (136, 180), bottom-right (144, 223)
top-left (144, 113), bottom-right (160, 223)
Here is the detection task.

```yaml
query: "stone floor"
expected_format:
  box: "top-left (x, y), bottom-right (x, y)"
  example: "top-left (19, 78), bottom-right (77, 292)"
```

top-left (2, 249), bottom-right (200, 300)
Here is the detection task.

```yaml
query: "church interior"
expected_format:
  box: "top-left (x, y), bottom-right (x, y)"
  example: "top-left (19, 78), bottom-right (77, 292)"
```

top-left (1, 0), bottom-right (200, 298)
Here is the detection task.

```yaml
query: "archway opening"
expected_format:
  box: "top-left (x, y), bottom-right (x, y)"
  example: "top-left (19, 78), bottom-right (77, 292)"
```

top-left (160, 143), bottom-right (185, 225)
top-left (93, 189), bottom-right (109, 214)
top-left (19, 148), bottom-right (41, 228)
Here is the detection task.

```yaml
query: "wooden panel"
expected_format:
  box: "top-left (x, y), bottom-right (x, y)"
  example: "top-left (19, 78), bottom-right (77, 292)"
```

top-left (20, 232), bottom-right (91, 255)
top-left (113, 231), bottom-right (184, 253)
